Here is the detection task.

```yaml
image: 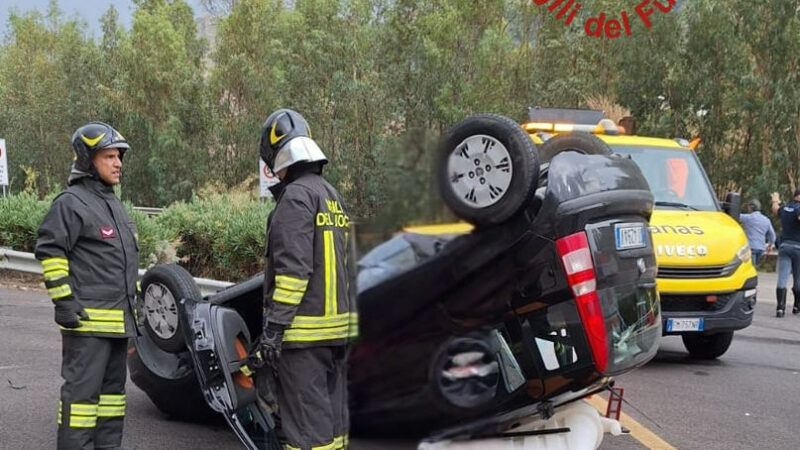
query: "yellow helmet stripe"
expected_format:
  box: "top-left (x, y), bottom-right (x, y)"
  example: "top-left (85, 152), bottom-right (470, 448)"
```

top-left (269, 121), bottom-right (285, 145)
top-left (81, 132), bottom-right (106, 147)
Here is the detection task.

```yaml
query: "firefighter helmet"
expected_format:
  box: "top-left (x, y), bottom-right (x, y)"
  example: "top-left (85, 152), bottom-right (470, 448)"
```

top-left (71, 122), bottom-right (130, 173)
top-left (259, 109), bottom-right (327, 173)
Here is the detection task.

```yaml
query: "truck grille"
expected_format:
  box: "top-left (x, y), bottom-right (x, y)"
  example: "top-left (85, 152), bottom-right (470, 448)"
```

top-left (660, 294), bottom-right (732, 312)
top-left (657, 261), bottom-right (740, 279)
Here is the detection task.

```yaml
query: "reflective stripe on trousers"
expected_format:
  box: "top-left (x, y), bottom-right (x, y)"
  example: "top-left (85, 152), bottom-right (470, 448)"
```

top-left (286, 435), bottom-right (347, 450)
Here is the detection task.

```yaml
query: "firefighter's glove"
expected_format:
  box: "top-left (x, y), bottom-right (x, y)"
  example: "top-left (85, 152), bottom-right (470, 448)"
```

top-left (54, 296), bottom-right (89, 329)
top-left (257, 323), bottom-right (286, 368)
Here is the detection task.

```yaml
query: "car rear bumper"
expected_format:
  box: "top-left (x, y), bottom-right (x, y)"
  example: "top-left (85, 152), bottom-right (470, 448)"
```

top-left (660, 276), bottom-right (757, 334)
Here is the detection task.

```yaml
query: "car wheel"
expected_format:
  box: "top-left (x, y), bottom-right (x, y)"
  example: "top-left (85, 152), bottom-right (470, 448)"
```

top-left (431, 335), bottom-right (500, 414)
top-left (128, 337), bottom-right (218, 422)
top-left (437, 114), bottom-right (540, 227)
top-left (140, 264), bottom-right (200, 354)
top-left (536, 131), bottom-right (614, 167)
top-left (682, 331), bottom-right (734, 360)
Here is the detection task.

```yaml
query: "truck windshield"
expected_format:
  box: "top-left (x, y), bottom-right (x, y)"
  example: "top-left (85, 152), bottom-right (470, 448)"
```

top-left (611, 146), bottom-right (718, 212)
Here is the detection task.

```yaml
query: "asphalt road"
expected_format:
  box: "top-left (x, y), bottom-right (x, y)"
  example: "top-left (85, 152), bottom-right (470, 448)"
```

top-left (1, 272), bottom-right (798, 450)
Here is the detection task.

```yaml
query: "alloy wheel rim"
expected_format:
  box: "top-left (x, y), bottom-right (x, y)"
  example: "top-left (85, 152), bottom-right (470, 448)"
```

top-left (447, 134), bottom-right (513, 208)
top-left (144, 283), bottom-right (179, 339)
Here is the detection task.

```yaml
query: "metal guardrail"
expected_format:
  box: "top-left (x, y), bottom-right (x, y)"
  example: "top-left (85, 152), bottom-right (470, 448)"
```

top-left (0, 248), bottom-right (43, 274)
top-left (132, 206), bottom-right (164, 217)
top-left (0, 248), bottom-right (233, 297)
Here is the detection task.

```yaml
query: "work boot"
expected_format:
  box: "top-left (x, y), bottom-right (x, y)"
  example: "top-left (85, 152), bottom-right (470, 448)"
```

top-left (793, 289), bottom-right (800, 314)
top-left (776, 288), bottom-right (787, 317)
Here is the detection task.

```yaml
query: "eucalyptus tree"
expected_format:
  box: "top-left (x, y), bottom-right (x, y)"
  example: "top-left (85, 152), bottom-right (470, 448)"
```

top-left (0, 2), bottom-right (100, 195)
top-left (118, 0), bottom-right (212, 205)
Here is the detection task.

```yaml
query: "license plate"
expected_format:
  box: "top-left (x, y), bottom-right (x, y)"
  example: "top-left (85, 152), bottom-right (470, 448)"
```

top-left (615, 223), bottom-right (646, 250)
top-left (666, 318), bottom-right (704, 332)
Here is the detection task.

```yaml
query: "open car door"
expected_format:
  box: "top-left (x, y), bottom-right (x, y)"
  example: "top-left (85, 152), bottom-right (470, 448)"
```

top-left (179, 297), bottom-right (281, 450)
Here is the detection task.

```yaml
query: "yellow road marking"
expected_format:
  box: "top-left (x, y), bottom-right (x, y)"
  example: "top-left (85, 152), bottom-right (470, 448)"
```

top-left (586, 395), bottom-right (677, 450)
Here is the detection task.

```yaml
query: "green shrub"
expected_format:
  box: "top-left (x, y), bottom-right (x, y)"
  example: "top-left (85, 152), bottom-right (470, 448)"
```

top-left (126, 205), bottom-right (180, 269)
top-left (2, 192), bottom-right (273, 281)
top-left (0, 193), bottom-right (52, 252)
top-left (153, 193), bottom-right (273, 281)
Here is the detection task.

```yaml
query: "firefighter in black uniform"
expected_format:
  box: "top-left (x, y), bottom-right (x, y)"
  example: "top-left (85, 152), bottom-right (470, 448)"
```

top-left (36, 122), bottom-right (139, 450)
top-left (258, 109), bottom-right (356, 450)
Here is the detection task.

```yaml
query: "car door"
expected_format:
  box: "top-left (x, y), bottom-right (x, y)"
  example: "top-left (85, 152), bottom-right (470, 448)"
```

top-left (179, 297), bottom-right (281, 450)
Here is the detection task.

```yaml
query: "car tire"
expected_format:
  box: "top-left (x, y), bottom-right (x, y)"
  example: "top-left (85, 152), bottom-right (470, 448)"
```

top-left (682, 331), bottom-right (734, 360)
top-left (536, 131), bottom-right (614, 165)
top-left (437, 114), bottom-right (539, 227)
top-left (431, 335), bottom-right (501, 414)
top-left (140, 264), bottom-right (201, 354)
top-left (127, 339), bottom-right (218, 422)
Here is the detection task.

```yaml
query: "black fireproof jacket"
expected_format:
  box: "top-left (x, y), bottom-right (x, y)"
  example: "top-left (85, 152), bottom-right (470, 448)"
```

top-left (35, 177), bottom-right (139, 338)
top-left (264, 171), bottom-right (357, 349)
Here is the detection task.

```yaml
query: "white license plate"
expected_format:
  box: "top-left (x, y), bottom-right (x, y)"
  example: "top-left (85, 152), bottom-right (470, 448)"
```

top-left (666, 318), bottom-right (704, 332)
top-left (615, 223), bottom-right (646, 250)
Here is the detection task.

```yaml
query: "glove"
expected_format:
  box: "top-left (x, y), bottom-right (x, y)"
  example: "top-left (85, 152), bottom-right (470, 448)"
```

top-left (256, 323), bottom-right (286, 368)
top-left (54, 296), bottom-right (89, 329)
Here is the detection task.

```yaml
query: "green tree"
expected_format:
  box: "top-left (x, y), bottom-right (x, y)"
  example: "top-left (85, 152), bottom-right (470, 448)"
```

top-left (0, 1), bottom-right (101, 195)
top-left (116, 0), bottom-right (212, 205)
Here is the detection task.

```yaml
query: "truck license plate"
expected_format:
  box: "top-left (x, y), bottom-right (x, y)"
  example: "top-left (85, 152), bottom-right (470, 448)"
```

top-left (666, 318), bottom-right (704, 332)
top-left (615, 223), bottom-right (646, 250)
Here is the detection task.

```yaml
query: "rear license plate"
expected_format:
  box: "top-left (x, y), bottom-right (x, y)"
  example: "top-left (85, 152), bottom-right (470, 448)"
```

top-left (615, 223), bottom-right (646, 250)
top-left (666, 318), bottom-right (704, 332)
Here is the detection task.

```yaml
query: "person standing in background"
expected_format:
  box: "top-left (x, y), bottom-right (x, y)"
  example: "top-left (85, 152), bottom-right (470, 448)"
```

top-left (739, 199), bottom-right (775, 265)
top-left (771, 190), bottom-right (800, 317)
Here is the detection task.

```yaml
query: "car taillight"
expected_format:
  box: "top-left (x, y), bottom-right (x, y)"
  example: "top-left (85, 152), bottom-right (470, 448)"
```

top-left (556, 231), bottom-right (608, 373)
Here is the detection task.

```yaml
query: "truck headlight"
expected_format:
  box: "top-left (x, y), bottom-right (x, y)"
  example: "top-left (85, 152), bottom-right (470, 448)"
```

top-left (736, 244), bottom-right (751, 263)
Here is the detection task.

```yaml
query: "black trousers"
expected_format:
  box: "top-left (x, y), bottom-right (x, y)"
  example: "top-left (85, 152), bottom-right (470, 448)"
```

top-left (277, 346), bottom-right (348, 450)
top-left (58, 335), bottom-right (128, 450)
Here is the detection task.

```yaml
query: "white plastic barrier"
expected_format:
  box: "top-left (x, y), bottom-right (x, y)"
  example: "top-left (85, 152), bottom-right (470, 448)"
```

top-left (418, 401), bottom-right (622, 450)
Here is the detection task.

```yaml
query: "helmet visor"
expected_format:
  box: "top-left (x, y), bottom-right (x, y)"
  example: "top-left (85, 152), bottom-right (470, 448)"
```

top-left (272, 137), bottom-right (327, 173)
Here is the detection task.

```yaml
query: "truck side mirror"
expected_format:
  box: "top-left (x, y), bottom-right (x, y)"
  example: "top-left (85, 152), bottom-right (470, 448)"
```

top-left (723, 192), bottom-right (741, 221)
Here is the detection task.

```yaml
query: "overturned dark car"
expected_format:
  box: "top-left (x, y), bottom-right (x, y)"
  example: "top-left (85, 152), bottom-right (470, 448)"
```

top-left (128, 114), bottom-right (662, 447)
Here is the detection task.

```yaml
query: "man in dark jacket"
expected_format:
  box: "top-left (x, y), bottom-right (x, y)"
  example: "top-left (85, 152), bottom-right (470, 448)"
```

top-left (771, 189), bottom-right (800, 317)
top-left (36, 122), bottom-right (139, 450)
top-left (258, 109), bottom-right (356, 450)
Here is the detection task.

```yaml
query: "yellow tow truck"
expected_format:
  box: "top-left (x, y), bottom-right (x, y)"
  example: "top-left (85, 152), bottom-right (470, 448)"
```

top-left (523, 108), bottom-right (757, 359)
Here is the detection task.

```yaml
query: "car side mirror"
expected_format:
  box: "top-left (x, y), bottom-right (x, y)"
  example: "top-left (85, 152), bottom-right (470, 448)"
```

top-left (722, 192), bottom-right (741, 221)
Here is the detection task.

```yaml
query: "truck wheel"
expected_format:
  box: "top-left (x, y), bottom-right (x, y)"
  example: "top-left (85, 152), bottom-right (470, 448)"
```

top-left (128, 338), bottom-right (218, 422)
top-left (682, 331), bottom-right (734, 360)
top-left (437, 114), bottom-right (539, 227)
top-left (140, 264), bottom-right (201, 353)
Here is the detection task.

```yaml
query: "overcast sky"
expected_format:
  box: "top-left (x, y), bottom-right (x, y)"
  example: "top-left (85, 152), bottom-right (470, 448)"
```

top-left (0, 0), bottom-right (206, 37)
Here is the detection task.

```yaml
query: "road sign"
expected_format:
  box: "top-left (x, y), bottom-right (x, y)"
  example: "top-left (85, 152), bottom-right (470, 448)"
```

top-left (259, 159), bottom-right (280, 198)
top-left (0, 138), bottom-right (8, 186)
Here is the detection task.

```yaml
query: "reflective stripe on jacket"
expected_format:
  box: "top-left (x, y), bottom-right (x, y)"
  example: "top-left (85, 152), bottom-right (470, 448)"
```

top-left (265, 172), bottom-right (357, 348)
top-left (35, 178), bottom-right (139, 338)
